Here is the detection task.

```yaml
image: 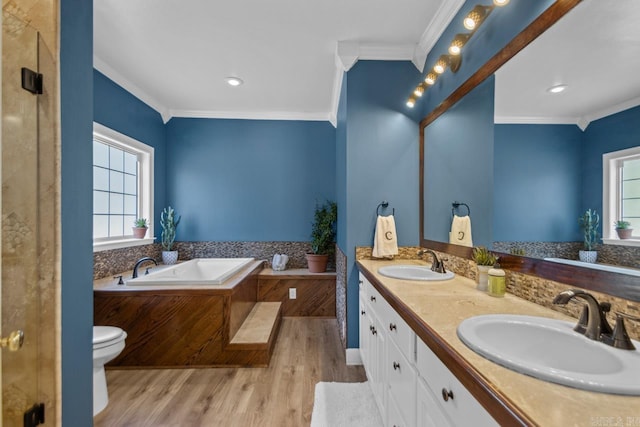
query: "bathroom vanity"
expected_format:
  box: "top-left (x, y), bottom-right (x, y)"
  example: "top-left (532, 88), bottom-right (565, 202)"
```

top-left (357, 259), bottom-right (639, 426)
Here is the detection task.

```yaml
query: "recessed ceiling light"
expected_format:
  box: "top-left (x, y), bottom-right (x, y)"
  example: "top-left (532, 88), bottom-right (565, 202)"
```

top-left (547, 84), bottom-right (567, 94)
top-left (225, 77), bottom-right (243, 87)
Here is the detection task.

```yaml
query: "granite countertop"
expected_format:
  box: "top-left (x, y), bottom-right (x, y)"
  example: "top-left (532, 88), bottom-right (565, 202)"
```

top-left (357, 258), bottom-right (640, 427)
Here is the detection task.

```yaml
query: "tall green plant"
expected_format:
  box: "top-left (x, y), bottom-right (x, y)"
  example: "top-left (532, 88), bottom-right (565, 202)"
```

top-left (160, 206), bottom-right (181, 251)
top-left (579, 209), bottom-right (599, 251)
top-left (310, 201), bottom-right (337, 255)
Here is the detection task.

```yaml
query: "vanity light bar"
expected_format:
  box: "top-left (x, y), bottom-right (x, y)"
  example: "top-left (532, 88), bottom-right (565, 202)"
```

top-left (405, 0), bottom-right (511, 109)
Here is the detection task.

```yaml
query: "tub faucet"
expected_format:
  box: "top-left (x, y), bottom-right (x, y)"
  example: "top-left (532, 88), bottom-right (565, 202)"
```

top-left (417, 249), bottom-right (446, 274)
top-left (552, 289), bottom-right (612, 341)
top-left (132, 257), bottom-right (158, 278)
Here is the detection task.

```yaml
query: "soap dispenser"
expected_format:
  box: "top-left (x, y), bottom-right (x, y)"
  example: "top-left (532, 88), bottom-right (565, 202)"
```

top-left (488, 264), bottom-right (506, 297)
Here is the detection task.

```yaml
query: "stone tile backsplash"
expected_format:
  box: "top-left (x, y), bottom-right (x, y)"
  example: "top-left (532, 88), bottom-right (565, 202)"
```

top-left (94, 240), bottom-right (319, 279)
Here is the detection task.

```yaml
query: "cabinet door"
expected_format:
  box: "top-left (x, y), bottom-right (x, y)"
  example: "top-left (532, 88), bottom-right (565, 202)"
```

top-left (370, 311), bottom-right (387, 422)
top-left (359, 294), bottom-right (370, 369)
top-left (387, 340), bottom-right (416, 426)
top-left (387, 391), bottom-right (408, 427)
top-left (417, 377), bottom-right (452, 427)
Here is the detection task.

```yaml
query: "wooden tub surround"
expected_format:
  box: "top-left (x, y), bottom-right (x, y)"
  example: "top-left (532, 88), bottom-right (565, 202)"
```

top-left (94, 260), bottom-right (282, 368)
top-left (357, 259), bottom-right (640, 426)
top-left (257, 268), bottom-right (336, 317)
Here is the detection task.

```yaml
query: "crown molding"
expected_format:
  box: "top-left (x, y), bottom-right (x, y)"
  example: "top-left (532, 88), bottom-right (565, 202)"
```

top-left (331, 41), bottom-right (421, 127)
top-left (494, 115), bottom-right (581, 127)
top-left (579, 95), bottom-right (640, 131)
top-left (168, 109), bottom-right (331, 123)
top-left (413, 0), bottom-right (466, 72)
top-left (93, 55), bottom-right (172, 123)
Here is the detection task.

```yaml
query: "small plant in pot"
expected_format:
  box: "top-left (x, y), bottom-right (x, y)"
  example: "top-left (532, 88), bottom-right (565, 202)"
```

top-left (306, 200), bottom-right (337, 273)
top-left (160, 206), bottom-right (181, 265)
top-left (132, 218), bottom-right (149, 239)
top-left (614, 220), bottom-right (634, 240)
top-left (578, 209), bottom-right (599, 263)
top-left (472, 246), bottom-right (497, 292)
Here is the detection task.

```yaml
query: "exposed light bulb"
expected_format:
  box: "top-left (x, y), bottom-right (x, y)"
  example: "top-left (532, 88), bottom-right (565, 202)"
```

top-left (448, 34), bottom-right (470, 56)
top-left (464, 6), bottom-right (492, 31)
top-left (406, 97), bottom-right (416, 108)
top-left (414, 85), bottom-right (425, 98)
top-left (424, 73), bottom-right (437, 85)
top-left (434, 56), bottom-right (448, 74)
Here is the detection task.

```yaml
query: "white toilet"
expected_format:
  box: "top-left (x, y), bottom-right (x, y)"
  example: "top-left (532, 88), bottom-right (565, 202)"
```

top-left (93, 326), bottom-right (127, 416)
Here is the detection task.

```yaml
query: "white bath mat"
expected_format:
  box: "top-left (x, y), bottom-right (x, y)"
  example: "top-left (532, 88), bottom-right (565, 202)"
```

top-left (310, 381), bottom-right (383, 427)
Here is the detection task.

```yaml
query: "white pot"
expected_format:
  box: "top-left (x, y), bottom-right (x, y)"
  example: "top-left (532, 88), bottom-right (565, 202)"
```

top-left (477, 265), bottom-right (492, 291)
top-left (162, 251), bottom-right (178, 265)
top-left (578, 250), bottom-right (597, 264)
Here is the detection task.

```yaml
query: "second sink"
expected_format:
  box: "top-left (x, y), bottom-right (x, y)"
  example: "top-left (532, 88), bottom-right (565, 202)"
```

top-left (457, 314), bottom-right (640, 395)
top-left (378, 265), bottom-right (454, 281)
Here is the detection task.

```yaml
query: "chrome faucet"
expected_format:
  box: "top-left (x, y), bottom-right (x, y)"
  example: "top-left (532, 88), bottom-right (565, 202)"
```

top-left (132, 257), bottom-right (158, 278)
top-left (417, 249), bottom-right (446, 274)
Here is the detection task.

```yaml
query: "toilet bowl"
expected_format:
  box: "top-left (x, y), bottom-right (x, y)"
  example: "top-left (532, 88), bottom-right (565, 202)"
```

top-left (93, 326), bottom-right (127, 416)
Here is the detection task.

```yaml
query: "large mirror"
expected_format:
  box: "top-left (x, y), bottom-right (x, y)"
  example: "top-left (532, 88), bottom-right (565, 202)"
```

top-left (420, 0), bottom-right (640, 301)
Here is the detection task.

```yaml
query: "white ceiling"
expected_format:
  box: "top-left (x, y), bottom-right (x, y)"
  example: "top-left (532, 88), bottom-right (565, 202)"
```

top-left (94, 0), bottom-right (465, 125)
top-left (495, 0), bottom-right (640, 130)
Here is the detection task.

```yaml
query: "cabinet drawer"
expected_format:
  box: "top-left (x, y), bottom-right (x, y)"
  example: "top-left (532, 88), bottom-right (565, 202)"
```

top-left (387, 391), bottom-right (407, 427)
top-left (384, 304), bottom-right (415, 362)
top-left (387, 340), bottom-right (416, 427)
top-left (416, 339), bottom-right (498, 427)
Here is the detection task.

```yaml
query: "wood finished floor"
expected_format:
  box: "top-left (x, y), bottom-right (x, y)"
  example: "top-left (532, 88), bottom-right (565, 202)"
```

top-left (94, 318), bottom-right (366, 427)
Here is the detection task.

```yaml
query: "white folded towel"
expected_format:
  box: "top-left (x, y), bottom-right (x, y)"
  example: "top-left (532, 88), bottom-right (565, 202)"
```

top-left (449, 215), bottom-right (473, 247)
top-left (372, 215), bottom-right (399, 259)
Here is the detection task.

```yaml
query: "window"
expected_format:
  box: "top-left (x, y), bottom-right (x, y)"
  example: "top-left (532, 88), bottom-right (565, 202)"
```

top-left (603, 146), bottom-right (640, 245)
top-left (93, 123), bottom-right (154, 251)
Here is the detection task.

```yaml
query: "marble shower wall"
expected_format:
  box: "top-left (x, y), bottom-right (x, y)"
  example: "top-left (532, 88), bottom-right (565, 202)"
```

top-left (2, 0), bottom-right (59, 425)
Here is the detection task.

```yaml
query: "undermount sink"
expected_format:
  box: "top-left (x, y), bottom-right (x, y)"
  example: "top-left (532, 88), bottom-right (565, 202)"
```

top-left (457, 314), bottom-right (640, 395)
top-left (377, 265), bottom-right (454, 281)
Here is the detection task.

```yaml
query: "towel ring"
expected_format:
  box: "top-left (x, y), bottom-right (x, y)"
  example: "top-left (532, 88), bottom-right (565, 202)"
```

top-left (376, 201), bottom-right (395, 216)
top-left (451, 201), bottom-right (470, 217)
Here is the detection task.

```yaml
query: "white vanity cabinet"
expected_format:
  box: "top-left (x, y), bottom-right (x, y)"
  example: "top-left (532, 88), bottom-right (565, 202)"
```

top-left (359, 273), bottom-right (416, 427)
top-left (416, 338), bottom-right (498, 427)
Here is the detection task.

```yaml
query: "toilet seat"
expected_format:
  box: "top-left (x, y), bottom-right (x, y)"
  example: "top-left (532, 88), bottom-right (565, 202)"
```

top-left (93, 326), bottom-right (126, 349)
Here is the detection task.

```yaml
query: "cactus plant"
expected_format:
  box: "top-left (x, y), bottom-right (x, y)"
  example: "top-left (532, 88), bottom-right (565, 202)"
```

top-left (160, 206), bottom-right (181, 251)
top-left (579, 209), bottom-right (599, 251)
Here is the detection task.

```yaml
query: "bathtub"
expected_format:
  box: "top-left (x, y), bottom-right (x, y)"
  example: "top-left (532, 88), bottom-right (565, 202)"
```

top-left (126, 258), bottom-right (255, 286)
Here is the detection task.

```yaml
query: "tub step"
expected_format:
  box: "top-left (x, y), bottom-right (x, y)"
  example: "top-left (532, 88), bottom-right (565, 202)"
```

top-left (226, 302), bottom-right (282, 365)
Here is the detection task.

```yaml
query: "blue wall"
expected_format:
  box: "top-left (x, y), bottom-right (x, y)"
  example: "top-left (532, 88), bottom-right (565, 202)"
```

top-left (93, 70), bottom-right (167, 238)
top-left (494, 123), bottom-right (582, 242)
top-left (60, 0), bottom-right (93, 424)
top-left (336, 73), bottom-right (348, 251)
top-left (582, 105), bottom-right (640, 217)
top-left (165, 118), bottom-right (336, 241)
top-left (424, 76), bottom-right (495, 247)
top-left (343, 61), bottom-right (422, 347)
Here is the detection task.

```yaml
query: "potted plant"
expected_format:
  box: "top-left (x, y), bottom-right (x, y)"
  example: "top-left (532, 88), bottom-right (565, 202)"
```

top-left (160, 206), bottom-right (181, 265)
top-left (306, 200), bottom-right (337, 273)
top-left (614, 220), bottom-right (633, 239)
top-left (578, 209), bottom-right (599, 263)
top-left (132, 218), bottom-right (149, 239)
top-left (472, 246), bottom-right (497, 291)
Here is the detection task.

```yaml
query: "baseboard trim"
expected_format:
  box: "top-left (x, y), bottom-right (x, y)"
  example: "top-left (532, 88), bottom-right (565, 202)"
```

top-left (345, 348), bottom-right (362, 365)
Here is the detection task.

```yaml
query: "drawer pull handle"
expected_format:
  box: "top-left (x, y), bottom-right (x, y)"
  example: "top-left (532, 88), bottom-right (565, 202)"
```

top-left (389, 323), bottom-right (397, 331)
top-left (442, 388), bottom-right (454, 402)
top-left (393, 361), bottom-right (400, 370)
top-left (370, 296), bottom-right (376, 302)
top-left (361, 310), bottom-right (366, 315)
top-left (370, 325), bottom-right (374, 331)
top-left (371, 327), bottom-right (377, 336)
top-left (359, 280), bottom-right (363, 284)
